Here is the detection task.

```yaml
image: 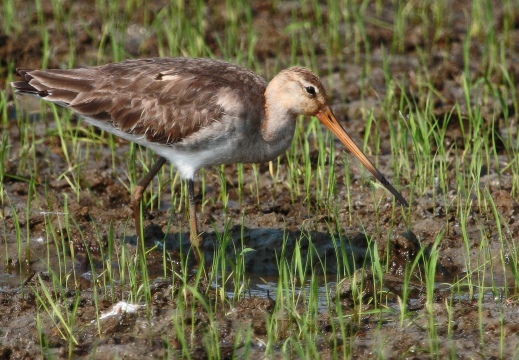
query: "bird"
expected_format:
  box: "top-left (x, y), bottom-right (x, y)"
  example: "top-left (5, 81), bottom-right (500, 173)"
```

top-left (11, 57), bottom-right (409, 263)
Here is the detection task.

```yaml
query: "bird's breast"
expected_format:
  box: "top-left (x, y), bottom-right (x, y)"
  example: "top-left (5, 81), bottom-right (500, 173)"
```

top-left (161, 111), bottom-right (295, 175)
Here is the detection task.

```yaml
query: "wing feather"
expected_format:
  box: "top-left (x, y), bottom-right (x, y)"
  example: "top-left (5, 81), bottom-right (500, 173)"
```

top-left (12, 58), bottom-right (268, 145)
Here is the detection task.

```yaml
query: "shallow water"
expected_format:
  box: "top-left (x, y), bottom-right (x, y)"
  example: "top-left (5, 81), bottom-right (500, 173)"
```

top-left (3, 0), bottom-right (519, 357)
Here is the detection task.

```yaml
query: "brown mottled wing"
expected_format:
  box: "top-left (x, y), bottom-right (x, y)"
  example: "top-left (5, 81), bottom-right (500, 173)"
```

top-left (12, 58), bottom-right (268, 144)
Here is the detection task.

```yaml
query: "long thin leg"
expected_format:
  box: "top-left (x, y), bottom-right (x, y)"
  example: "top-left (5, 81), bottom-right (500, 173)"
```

top-left (132, 156), bottom-right (167, 255)
top-left (188, 178), bottom-right (203, 263)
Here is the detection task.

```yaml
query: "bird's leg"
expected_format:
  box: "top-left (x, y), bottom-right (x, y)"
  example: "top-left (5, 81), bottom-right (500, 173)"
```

top-left (132, 156), bottom-right (167, 256)
top-left (187, 178), bottom-right (203, 263)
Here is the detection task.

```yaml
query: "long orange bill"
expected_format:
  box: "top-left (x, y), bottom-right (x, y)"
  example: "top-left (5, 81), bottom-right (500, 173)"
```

top-left (316, 106), bottom-right (409, 207)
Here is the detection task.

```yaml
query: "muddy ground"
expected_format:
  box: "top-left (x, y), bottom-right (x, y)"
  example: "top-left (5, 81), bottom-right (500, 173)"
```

top-left (2, 0), bottom-right (519, 359)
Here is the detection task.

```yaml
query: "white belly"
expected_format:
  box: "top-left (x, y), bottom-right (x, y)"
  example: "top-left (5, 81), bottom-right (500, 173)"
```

top-left (81, 115), bottom-right (268, 180)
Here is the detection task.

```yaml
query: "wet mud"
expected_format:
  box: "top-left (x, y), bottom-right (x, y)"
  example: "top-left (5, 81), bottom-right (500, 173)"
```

top-left (2, 0), bottom-right (519, 358)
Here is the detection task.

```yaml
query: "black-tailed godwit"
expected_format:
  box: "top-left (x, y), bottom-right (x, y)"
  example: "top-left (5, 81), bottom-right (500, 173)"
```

top-left (12, 57), bottom-right (408, 262)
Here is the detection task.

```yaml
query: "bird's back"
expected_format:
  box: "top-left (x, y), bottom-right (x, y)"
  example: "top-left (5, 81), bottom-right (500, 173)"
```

top-left (12, 57), bottom-right (268, 145)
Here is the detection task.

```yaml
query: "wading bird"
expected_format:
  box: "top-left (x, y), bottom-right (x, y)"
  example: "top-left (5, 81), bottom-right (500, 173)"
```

top-left (11, 57), bottom-right (408, 263)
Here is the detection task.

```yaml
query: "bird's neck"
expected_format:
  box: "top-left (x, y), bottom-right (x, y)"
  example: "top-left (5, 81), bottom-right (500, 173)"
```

top-left (262, 86), bottom-right (297, 144)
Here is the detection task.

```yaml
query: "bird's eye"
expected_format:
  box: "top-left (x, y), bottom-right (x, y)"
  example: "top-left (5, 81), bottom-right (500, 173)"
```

top-left (305, 86), bottom-right (316, 95)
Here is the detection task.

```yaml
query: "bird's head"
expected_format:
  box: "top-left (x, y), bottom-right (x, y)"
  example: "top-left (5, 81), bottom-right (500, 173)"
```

top-left (268, 66), bottom-right (329, 116)
top-left (266, 66), bottom-right (409, 208)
